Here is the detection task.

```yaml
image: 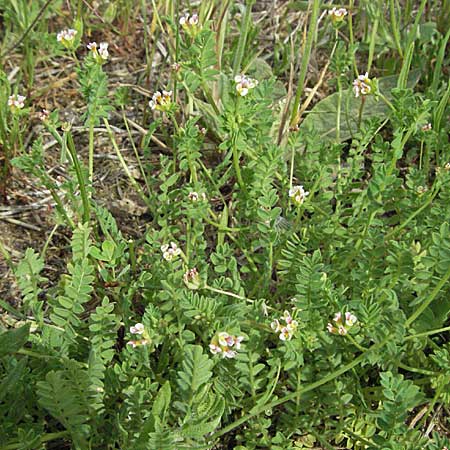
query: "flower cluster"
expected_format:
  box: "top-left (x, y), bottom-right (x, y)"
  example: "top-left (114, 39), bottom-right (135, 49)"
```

top-left (289, 185), bottom-right (309, 206)
top-left (209, 332), bottom-right (244, 358)
top-left (421, 123), bottom-right (432, 132)
top-left (87, 42), bottom-right (109, 63)
top-left (234, 74), bottom-right (259, 96)
top-left (161, 242), bottom-right (181, 261)
top-left (271, 310), bottom-right (298, 341)
top-left (8, 94), bottom-right (26, 112)
top-left (328, 7), bottom-right (348, 25)
top-left (188, 191), bottom-right (207, 202)
top-left (183, 268), bottom-right (202, 290)
top-left (57, 28), bottom-right (78, 49)
top-left (353, 72), bottom-right (372, 97)
top-left (127, 322), bottom-right (149, 348)
top-left (179, 12), bottom-right (200, 37)
top-left (327, 312), bottom-right (357, 335)
top-left (38, 109), bottom-right (50, 122)
top-left (149, 90), bottom-right (173, 112)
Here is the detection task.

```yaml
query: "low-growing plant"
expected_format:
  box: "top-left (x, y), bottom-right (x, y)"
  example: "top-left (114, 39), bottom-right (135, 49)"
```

top-left (1, 1), bottom-right (450, 449)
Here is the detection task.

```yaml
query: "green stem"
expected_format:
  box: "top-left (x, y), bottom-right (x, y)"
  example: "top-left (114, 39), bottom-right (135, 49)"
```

top-left (205, 285), bottom-right (254, 304)
top-left (88, 119), bottom-right (95, 188)
top-left (289, 0), bottom-right (320, 127)
top-left (231, 132), bottom-right (246, 193)
top-left (405, 325), bottom-right (450, 341)
top-left (2, 431), bottom-right (70, 450)
top-left (211, 336), bottom-right (390, 441)
top-left (66, 131), bottom-right (90, 223)
top-left (405, 264), bottom-right (450, 328)
top-left (232, 0), bottom-right (255, 76)
top-left (103, 118), bottom-right (153, 213)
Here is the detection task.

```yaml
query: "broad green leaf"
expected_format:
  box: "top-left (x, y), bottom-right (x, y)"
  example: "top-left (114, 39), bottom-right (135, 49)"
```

top-left (299, 70), bottom-right (421, 143)
top-left (0, 323), bottom-right (30, 357)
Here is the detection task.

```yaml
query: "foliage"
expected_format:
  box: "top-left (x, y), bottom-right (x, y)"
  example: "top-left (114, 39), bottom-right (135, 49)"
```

top-left (1, 1), bottom-right (450, 449)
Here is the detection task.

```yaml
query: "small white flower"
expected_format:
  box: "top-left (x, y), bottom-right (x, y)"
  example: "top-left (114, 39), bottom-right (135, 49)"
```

top-left (161, 241), bottom-right (182, 261)
top-left (57, 29), bottom-right (78, 48)
top-left (223, 349), bottom-right (237, 359)
top-left (127, 339), bottom-right (148, 348)
top-left (328, 7), bottom-right (348, 23)
top-left (209, 343), bottom-right (222, 354)
top-left (98, 42), bottom-right (109, 60)
top-left (234, 74), bottom-right (259, 96)
top-left (345, 312), bottom-right (357, 326)
top-left (87, 41), bottom-right (109, 62)
top-left (38, 109), bottom-right (50, 121)
top-left (8, 94), bottom-right (26, 111)
top-left (179, 12), bottom-right (200, 36)
top-left (353, 72), bottom-right (372, 98)
top-left (289, 185), bottom-right (309, 206)
top-left (149, 90), bottom-right (173, 112)
top-left (421, 123), bottom-right (432, 132)
top-left (130, 323), bottom-right (145, 335)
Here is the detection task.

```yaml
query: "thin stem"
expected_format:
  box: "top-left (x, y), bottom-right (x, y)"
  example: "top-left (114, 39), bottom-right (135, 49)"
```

top-left (405, 264), bottom-right (450, 328)
top-left (405, 325), bottom-right (450, 341)
top-left (289, 0), bottom-right (320, 127)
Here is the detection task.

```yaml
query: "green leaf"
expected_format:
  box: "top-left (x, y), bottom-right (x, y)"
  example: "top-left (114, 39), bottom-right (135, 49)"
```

top-left (299, 70), bottom-right (421, 143)
top-left (152, 381), bottom-right (171, 423)
top-left (177, 345), bottom-right (213, 401)
top-left (0, 323), bottom-right (30, 357)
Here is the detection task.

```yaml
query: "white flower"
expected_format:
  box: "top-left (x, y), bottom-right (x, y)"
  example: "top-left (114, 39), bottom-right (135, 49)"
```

top-left (130, 323), bottom-right (145, 335)
top-left (421, 123), bottom-right (432, 132)
top-left (38, 109), bottom-right (50, 121)
top-left (127, 339), bottom-right (148, 348)
top-left (161, 241), bottom-right (181, 261)
top-left (149, 90), bottom-right (172, 112)
top-left (98, 42), bottom-right (109, 60)
top-left (234, 74), bottom-right (259, 96)
top-left (328, 311), bottom-right (358, 335)
top-left (328, 7), bottom-right (348, 23)
top-left (289, 185), bottom-right (309, 206)
top-left (188, 191), bottom-right (207, 202)
top-left (272, 309), bottom-right (298, 341)
top-left (210, 332), bottom-right (244, 358)
top-left (87, 41), bottom-right (109, 62)
top-left (57, 29), bottom-right (78, 48)
top-left (8, 94), bottom-right (26, 111)
top-left (179, 12), bottom-right (200, 37)
top-left (345, 312), bottom-right (357, 326)
top-left (353, 72), bottom-right (372, 97)
top-left (180, 12), bottom-right (199, 27)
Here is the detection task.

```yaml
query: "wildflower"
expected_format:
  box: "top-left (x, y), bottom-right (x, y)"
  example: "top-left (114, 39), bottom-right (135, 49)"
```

top-left (416, 185), bottom-right (428, 196)
top-left (179, 12), bottom-right (201, 37)
top-left (421, 123), bottom-right (432, 132)
top-left (234, 74), bottom-right (259, 96)
top-left (328, 7), bottom-right (348, 25)
top-left (289, 185), bottom-right (309, 206)
top-left (271, 310), bottom-right (298, 341)
top-left (127, 339), bottom-right (149, 348)
top-left (130, 323), bottom-right (145, 335)
top-left (327, 311), bottom-right (358, 335)
top-left (445, 162), bottom-right (450, 171)
top-left (38, 109), bottom-right (50, 122)
top-left (57, 28), bottom-right (78, 49)
top-left (183, 267), bottom-right (202, 290)
top-left (209, 331), bottom-right (244, 358)
top-left (8, 94), bottom-right (26, 112)
top-left (161, 242), bottom-right (182, 261)
top-left (188, 191), bottom-right (207, 202)
top-left (149, 90), bottom-right (173, 112)
top-left (171, 62), bottom-right (181, 72)
top-left (87, 41), bottom-right (109, 63)
top-left (353, 72), bottom-right (372, 98)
